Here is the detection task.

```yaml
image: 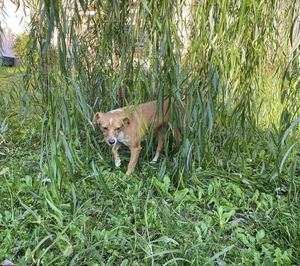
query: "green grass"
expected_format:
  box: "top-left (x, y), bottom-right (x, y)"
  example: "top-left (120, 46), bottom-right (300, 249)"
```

top-left (1, 0), bottom-right (299, 265)
top-left (1, 67), bottom-right (299, 265)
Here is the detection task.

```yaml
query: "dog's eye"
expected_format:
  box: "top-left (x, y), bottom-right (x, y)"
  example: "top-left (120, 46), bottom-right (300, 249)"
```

top-left (102, 127), bottom-right (108, 130)
top-left (115, 127), bottom-right (120, 131)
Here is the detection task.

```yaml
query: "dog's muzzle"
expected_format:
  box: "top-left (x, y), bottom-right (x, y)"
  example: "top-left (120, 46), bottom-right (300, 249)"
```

top-left (108, 138), bottom-right (116, 145)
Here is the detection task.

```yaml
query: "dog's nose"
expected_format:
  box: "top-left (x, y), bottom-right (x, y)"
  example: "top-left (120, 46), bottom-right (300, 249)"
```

top-left (108, 139), bottom-right (116, 145)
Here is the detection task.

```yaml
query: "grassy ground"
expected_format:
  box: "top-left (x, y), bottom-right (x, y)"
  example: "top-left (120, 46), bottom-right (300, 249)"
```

top-left (0, 66), bottom-right (299, 265)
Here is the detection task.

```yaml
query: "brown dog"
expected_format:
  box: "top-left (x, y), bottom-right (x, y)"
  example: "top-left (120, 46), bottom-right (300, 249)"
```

top-left (92, 100), bottom-right (180, 175)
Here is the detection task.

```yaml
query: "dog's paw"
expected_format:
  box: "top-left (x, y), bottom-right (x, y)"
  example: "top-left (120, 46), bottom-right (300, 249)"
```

top-left (115, 159), bottom-right (121, 167)
top-left (150, 153), bottom-right (159, 165)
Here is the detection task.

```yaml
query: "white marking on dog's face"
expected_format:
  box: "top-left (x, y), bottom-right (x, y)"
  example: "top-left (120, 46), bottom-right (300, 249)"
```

top-left (109, 108), bottom-right (123, 113)
top-left (109, 117), bottom-right (113, 125)
top-left (117, 131), bottom-right (129, 146)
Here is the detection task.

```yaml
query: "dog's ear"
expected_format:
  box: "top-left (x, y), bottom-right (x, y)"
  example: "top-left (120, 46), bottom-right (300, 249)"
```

top-left (122, 116), bottom-right (130, 127)
top-left (92, 112), bottom-right (103, 125)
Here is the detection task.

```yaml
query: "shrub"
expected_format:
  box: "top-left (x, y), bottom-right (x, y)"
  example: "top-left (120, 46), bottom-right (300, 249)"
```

top-left (13, 32), bottom-right (29, 60)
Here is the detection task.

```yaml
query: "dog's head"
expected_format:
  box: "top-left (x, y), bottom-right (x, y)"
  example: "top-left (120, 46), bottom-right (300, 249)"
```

top-left (92, 111), bottom-right (130, 146)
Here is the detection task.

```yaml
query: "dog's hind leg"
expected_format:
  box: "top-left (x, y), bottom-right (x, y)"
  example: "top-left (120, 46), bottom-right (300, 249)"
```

top-left (150, 127), bottom-right (166, 164)
top-left (174, 127), bottom-right (182, 145)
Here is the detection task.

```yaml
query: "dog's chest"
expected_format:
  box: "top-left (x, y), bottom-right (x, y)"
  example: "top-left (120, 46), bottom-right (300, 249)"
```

top-left (117, 131), bottom-right (129, 146)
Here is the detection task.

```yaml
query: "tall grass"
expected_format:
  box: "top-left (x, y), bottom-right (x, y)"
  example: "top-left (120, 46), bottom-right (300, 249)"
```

top-left (8, 0), bottom-right (300, 193)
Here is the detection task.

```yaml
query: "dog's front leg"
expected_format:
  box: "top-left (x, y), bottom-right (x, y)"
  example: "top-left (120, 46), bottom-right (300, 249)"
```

top-left (112, 142), bottom-right (122, 167)
top-left (126, 144), bottom-right (142, 175)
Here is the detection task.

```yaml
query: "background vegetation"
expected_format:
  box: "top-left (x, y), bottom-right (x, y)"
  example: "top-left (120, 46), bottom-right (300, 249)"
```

top-left (0, 0), bottom-right (300, 265)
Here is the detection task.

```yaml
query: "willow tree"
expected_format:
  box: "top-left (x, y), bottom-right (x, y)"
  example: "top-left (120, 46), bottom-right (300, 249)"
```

top-left (2, 0), bottom-right (299, 192)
